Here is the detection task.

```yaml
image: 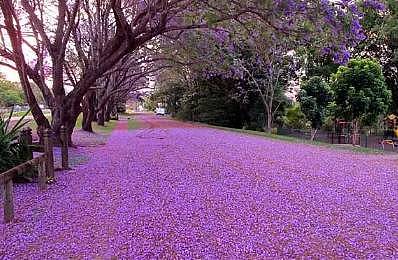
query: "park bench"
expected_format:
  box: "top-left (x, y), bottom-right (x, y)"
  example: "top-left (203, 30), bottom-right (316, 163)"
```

top-left (380, 129), bottom-right (398, 150)
top-left (380, 139), bottom-right (398, 150)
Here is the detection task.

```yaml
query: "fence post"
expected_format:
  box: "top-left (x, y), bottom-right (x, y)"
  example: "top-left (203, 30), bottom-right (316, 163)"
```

top-left (60, 126), bottom-right (69, 170)
top-left (3, 178), bottom-right (14, 223)
top-left (43, 129), bottom-right (54, 180)
top-left (38, 158), bottom-right (47, 191)
top-left (20, 127), bottom-right (33, 160)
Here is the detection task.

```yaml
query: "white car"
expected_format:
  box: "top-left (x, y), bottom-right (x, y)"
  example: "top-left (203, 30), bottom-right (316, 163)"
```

top-left (155, 107), bottom-right (166, 115)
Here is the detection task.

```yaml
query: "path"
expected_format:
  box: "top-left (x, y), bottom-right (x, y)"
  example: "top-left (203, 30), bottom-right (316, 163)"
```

top-left (1, 114), bottom-right (398, 258)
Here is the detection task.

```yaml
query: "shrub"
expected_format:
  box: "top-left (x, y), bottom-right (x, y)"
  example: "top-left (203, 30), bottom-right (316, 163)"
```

top-left (0, 109), bottom-right (31, 174)
top-left (283, 104), bottom-right (308, 129)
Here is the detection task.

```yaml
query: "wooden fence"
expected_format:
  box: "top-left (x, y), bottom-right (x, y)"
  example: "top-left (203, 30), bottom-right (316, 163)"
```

top-left (1, 126), bottom-right (69, 223)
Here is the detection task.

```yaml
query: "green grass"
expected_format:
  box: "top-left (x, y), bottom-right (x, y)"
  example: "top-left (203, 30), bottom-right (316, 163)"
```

top-left (75, 114), bottom-right (117, 134)
top-left (12, 111), bottom-right (32, 117)
top-left (199, 123), bottom-right (387, 155)
top-left (127, 117), bottom-right (140, 131)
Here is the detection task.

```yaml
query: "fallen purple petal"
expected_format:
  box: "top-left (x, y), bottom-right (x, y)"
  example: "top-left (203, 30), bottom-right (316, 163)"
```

top-left (1, 115), bottom-right (398, 258)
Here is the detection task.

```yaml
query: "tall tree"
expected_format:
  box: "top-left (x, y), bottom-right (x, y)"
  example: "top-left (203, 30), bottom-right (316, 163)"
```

top-left (356, 0), bottom-right (398, 113)
top-left (331, 58), bottom-right (391, 145)
top-left (298, 76), bottom-right (333, 140)
top-left (0, 0), bottom-right (385, 143)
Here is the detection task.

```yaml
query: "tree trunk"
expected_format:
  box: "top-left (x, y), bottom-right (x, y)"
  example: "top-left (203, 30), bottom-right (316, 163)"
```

top-left (264, 110), bottom-right (273, 133)
top-left (82, 91), bottom-right (96, 132)
top-left (97, 109), bottom-right (105, 126)
top-left (82, 109), bottom-right (93, 132)
top-left (50, 97), bottom-right (81, 146)
top-left (104, 101), bottom-right (112, 122)
top-left (310, 128), bottom-right (318, 141)
top-left (0, 1), bottom-right (51, 138)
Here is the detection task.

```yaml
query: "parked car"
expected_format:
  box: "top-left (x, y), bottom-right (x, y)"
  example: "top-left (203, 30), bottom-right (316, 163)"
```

top-left (155, 107), bottom-right (166, 116)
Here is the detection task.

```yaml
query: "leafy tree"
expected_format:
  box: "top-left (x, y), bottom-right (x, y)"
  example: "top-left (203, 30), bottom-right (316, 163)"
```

top-left (356, 0), bottom-right (398, 113)
top-left (330, 58), bottom-right (391, 144)
top-left (300, 48), bottom-right (340, 80)
top-left (0, 78), bottom-right (24, 107)
top-left (282, 104), bottom-right (308, 130)
top-left (298, 76), bottom-right (333, 140)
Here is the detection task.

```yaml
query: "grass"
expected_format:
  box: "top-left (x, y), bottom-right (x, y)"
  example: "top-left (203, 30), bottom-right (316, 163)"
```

top-left (128, 117), bottom-right (140, 131)
top-left (75, 114), bottom-right (117, 134)
top-left (11, 111), bottom-right (32, 117)
top-left (195, 123), bottom-right (387, 155)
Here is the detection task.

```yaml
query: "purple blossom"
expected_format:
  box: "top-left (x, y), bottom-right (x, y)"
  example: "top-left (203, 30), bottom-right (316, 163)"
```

top-left (363, 0), bottom-right (386, 11)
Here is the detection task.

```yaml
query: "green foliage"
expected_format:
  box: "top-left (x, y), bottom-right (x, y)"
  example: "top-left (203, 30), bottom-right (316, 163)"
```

top-left (0, 109), bottom-right (31, 173)
top-left (144, 96), bottom-right (157, 112)
top-left (282, 104), bottom-right (308, 129)
top-left (152, 76), bottom-right (273, 130)
top-left (303, 52), bottom-right (340, 80)
top-left (356, 0), bottom-right (398, 114)
top-left (385, 0), bottom-right (398, 45)
top-left (0, 78), bottom-right (24, 107)
top-left (298, 76), bottom-right (333, 129)
top-left (177, 78), bottom-right (243, 128)
top-left (330, 58), bottom-right (391, 127)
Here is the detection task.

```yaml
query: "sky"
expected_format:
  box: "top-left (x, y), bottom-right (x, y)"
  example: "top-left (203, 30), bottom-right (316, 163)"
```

top-left (0, 66), bottom-right (20, 81)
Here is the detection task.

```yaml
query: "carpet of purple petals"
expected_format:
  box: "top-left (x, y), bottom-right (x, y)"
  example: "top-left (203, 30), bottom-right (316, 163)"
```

top-left (1, 115), bottom-right (398, 258)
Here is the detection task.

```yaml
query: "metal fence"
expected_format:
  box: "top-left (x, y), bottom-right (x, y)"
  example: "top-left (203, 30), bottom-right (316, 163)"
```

top-left (276, 128), bottom-right (395, 152)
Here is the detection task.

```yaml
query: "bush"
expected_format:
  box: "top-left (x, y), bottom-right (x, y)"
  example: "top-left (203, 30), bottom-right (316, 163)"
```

top-left (298, 76), bottom-right (333, 130)
top-left (0, 109), bottom-right (31, 174)
top-left (283, 104), bottom-right (308, 129)
top-left (331, 58), bottom-right (391, 127)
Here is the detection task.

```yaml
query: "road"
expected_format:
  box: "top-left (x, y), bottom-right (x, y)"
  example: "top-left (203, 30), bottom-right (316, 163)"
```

top-left (1, 114), bottom-right (398, 258)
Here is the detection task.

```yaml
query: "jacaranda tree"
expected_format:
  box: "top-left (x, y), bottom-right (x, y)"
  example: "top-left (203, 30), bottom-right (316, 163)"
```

top-left (0, 0), bottom-right (387, 143)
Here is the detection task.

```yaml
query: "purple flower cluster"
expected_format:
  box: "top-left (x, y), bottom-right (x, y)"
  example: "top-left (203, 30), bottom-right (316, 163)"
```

top-left (1, 115), bottom-right (398, 258)
top-left (363, 0), bottom-right (386, 11)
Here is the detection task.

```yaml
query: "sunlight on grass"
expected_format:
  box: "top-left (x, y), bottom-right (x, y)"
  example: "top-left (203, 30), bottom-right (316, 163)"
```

top-left (75, 114), bottom-right (117, 134)
top-left (94, 120), bottom-right (117, 134)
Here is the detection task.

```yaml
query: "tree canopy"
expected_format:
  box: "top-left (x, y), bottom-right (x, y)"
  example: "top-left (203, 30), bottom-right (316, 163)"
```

top-left (298, 76), bottom-right (333, 130)
top-left (330, 58), bottom-right (391, 127)
top-left (0, 0), bottom-right (389, 142)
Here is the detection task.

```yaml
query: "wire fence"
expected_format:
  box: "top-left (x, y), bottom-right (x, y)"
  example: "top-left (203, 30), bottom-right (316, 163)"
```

top-left (276, 128), bottom-right (397, 152)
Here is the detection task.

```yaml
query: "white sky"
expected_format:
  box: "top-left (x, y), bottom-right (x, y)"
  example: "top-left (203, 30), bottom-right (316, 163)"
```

top-left (0, 66), bottom-right (20, 81)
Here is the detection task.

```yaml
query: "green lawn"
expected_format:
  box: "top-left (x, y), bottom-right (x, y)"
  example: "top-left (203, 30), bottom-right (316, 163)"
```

top-left (75, 114), bottom-right (117, 134)
top-left (128, 117), bottom-right (140, 131)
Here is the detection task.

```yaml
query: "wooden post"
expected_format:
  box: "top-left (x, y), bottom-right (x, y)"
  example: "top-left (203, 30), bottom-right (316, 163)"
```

top-left (60, 126), bottom-right (69, 170)
top-left (20, 127), bottom-right (33, 160)
top-left (43, 129), bottom-right (54, 180)
top-left (3, 179), bottom-right (14, 223)
top-left (38, 158), bottom-right (47, 191)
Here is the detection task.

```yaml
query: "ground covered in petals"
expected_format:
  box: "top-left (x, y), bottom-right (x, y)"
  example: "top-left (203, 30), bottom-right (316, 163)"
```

top-left (1, 115), bottom-right (398, 258)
